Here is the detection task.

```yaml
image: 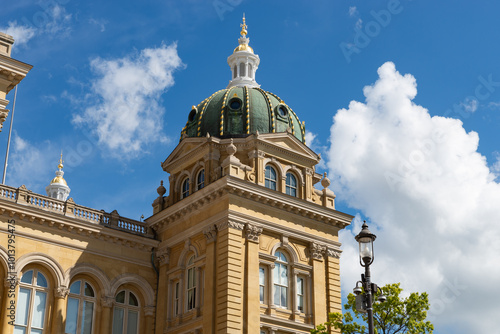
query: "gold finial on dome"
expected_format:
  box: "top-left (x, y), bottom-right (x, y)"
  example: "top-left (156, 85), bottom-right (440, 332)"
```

top-left (58, 151), bottom-right (64, 170)
top-left (240, 13), bottom-right (248, 37)
top-left (234, 14), bottom-right (254, 53)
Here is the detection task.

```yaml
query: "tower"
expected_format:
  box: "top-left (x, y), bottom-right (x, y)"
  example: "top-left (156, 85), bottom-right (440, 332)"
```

top-left (46, 153), bottom-right (71, 201)
top-left (149, 16), bottom-right (352, 334)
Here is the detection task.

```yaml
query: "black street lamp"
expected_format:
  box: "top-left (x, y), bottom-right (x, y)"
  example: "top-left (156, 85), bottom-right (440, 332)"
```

top-left (353, 221), bottom-right (386, 334)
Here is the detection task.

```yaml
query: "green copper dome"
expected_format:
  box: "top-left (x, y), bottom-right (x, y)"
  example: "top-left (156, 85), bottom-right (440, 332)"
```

top-left (181, 86), bottom-right (305, 143)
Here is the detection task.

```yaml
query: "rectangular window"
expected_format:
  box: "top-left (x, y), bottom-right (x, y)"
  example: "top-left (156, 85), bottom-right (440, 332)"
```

top-left (174, 282), bottom-right (180, 316)
top-left (187, 268), bottom-right (196, 310)
top-left (259, 267), bottom-right (265, 303)
top-left (297, 277), bottom-right (304, 312)
top-left (65, 298), bottom-right (79, 334)
top-left (112, 308), bottom-right (124, 334)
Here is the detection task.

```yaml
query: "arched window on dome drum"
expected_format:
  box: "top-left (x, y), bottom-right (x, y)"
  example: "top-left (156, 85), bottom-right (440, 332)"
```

top-left (15, 269), bottom-right (49, 334)
top-left (273, 251), bottom-right (289, 308)
top-left (65, 280), bottom-right (96, 334)
top-left (265, 165), bottom-right (277, 190)
top-left (248, 63), bottom-right (253, 78)
top-left (181, 178), bottom-right (190, 199)
top-left (233, 65), bottom-right (237, 79)
top-left (112, 290), bottom-right (139, 334)
top-left (286, 173), bottom-right (297, 197)
top-left (197, 169), bottom-right (205, 190)
top-left (240, 62), bottom-right (246, 77)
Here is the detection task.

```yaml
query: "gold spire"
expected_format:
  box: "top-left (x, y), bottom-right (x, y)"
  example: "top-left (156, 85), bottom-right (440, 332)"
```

top-left (240, 13), bottom-right (247, 37)
top-left (234, 14), bottom-right (254, 53)
top-left (58, 151), bottom-right (64, 170)
top-left (50, 151), bottom-right (67, 186)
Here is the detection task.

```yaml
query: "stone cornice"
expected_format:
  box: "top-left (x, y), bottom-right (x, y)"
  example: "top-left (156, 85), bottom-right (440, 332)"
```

top-left (148, 175), bottom-right (352, 233)
top-left (0, 200), bottom-right (159, 251)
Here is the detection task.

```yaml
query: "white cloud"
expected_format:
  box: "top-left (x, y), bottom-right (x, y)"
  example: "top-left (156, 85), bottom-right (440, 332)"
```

top-left (328, 62), bottom-right (500, 333)
top-left (6, 133), bottom-right (55, 191)
top-left (349, 6), bottom-right (358, 17)
top-left (0, 21), bottom-right (35, 47)
top-left (89, 18), bottom-right (107, 32)
top-left (72, 43), bottom-right (184, 158)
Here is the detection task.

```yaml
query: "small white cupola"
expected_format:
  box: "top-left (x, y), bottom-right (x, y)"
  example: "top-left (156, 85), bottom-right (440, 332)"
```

top-left (227, 14), bottom-right (260, 88)
top-left (46, 152), bottom-right (71, 201)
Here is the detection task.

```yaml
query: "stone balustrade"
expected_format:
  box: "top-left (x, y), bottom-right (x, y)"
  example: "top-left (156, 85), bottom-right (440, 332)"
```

top-left (0, 183), bottom-right (154, 238)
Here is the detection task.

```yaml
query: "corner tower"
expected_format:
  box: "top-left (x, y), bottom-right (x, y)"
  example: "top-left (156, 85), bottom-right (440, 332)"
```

top-left (148, 16), bottom-right (352, 334)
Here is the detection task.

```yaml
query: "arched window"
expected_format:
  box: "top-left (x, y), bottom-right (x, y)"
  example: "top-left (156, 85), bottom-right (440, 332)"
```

top-left (265, 165), bottom-right (277, 190)
top-left (15, 269), bottom-right (49, 333)
top-left (181, 178), bottom-right (190, 199)
top-left (285, 173), bottom-right (297, 197)
top-left (248, 64), bottom-right (253, 78)
top-left (273, 251), bottom-right (289, 308)
top-left (186, 255), bottom-right (197, 311)
top-left (65, 280), bottom-right (96, 334)
top-left (240, 62), bottom-right (246, 77)
top-left (233, 65), bottom-right (237, 79)
top-left (197, 169), bottom-right (205, 190)
top-left (112, 290), bottom-right (139, 334)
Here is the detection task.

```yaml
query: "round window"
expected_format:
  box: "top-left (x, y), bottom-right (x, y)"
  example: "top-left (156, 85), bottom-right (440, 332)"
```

top-left (229, 99), bottom-right (242, 110)
top-left (188, 109), bottom-right (197, 122)
top-left (278, 105), bottom-right (288, 117)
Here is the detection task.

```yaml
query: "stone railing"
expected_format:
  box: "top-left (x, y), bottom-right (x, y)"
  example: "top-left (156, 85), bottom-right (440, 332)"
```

top-left (0, 184), bottom-right (154, 238)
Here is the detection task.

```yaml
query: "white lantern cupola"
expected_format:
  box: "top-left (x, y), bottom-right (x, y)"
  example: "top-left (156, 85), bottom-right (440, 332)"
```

top-left (227, 14), bottom-right (260, 88)
top-left (46, 153), bottom-right (71, 201)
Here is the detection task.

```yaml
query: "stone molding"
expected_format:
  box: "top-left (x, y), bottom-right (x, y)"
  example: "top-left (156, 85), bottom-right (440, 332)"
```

top-left (217, 219), bottom-right (245, 231)
top-left (245, 223), bottom-right (263, 243)
top-left (144, 306), bottom-right (155, 317)
top-left (327, 248), bottom-right (341, 259)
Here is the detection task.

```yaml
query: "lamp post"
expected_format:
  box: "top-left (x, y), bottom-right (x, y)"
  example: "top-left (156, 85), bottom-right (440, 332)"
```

top-left (353, 221), bottom-right (385, 334)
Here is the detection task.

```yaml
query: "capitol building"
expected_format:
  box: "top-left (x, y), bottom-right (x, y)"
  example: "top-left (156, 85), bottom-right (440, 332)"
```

top-left (0, 17), bottom-right (352, 334)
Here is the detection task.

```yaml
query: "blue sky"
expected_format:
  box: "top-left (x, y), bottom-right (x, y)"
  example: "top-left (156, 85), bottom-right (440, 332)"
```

top-left (2, 1), bottom-right (500, 333)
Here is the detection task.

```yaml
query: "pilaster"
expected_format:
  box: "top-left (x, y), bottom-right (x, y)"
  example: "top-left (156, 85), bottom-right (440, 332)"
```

top-left (202, 225), bottom-right (217, 334)
top-left (310, 242), bottom-right (327, 326)
top-left (215, 220), bottom-right (244, 332)
top-left (51, 286), bottom-right (69, 334)
top-left (245, 223), bottom-right (262, 333)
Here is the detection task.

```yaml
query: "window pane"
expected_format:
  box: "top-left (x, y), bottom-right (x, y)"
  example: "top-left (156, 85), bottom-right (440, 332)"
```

top-left (70, 281), bottom-right (81, 294)
top-left (187, 289), bottom-right (195, 310)
top-left (129, 292), bottom-right (138, 306)
top-left (273, 286), bottom-right (280, 306)
top-left (81, 301), bottom-right (94, 334)
top-left (84, 283), bottom-right (94, 297)
top-left (280, 266), bottom-right (288, 286)
top-left (127, 310), bottom-right (138, 334)
top-left (298, 295), bottom-right (304, 312)
top-left (281, 287), bottom-right (287, 307)
top-left (112, 308), bottom-right (124, 334)
top-left (13, 326), bottom-right (26, 334)
top-left (36, 273), bottom-right (48, 288)
top-left (297, 278), bottom-right (303, 294)
top-left (65, 298), bottom-right (79, 334)
top-left (116, 291), bottom-right (125, 304)
top-left (31, 291), bottom-right (47, 328)
top-left (273, 264), bottom-right (279, 284)
top-left (259, 267), bottom-right (265, 285)
top-left (30, 329), bottom-right (42, 334)
top-left (16, 288), bottom-right (31, 325)
top-left (20, 270), bottom-right (33, 284)
top-left (260, 286), bottom-right (264, 303)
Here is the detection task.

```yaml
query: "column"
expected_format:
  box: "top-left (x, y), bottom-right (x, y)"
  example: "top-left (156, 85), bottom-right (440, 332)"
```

top-left (245, 224), bottom-right (262, 333)
top-left (144, 306), bottom-right (155, 333)
top-left (51, 286), bottom-right (68, 334)
top-left (310, 242), bottom-right (327, 326)
top-left (155, 247), bottom-right (170, 334)
top-left (202, 225), bottom-right (217, 334)
top-left (100, 296), bottom-right (113, 334)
